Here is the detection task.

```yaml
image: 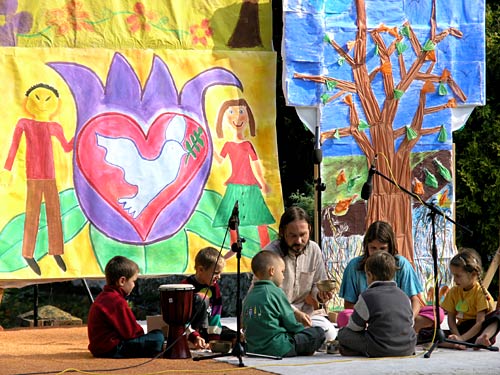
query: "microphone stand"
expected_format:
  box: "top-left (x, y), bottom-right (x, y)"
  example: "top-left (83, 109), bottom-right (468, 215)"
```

top-left (313, 124), bottom-right (326, 245)
top-left (193, 202), bottom-right (281, 366)
top-left (366, 167), bottom-right (498, 357)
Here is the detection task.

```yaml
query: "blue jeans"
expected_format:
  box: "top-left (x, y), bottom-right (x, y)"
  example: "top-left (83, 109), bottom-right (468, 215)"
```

top-left (285, 326), bottom-right (326, 357)
top-left (112, 329), bottom-right (165, 358)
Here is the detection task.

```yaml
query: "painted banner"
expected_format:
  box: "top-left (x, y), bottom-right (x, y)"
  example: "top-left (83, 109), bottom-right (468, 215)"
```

top-left (283, 0), bottom-right (485, 306)
top-left (0, 1), bottom-right (281, 285)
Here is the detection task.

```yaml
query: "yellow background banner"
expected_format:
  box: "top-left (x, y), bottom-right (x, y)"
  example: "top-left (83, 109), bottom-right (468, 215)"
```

top-left (0, 1), bottom-right (280, 284)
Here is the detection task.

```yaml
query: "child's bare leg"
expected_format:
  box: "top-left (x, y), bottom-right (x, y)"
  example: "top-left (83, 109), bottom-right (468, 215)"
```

top-left (475, 322), bottom-right (499, 347)
top-left (439, 334), bottom-right (467, 350)
top-left (414, 315), bottom-right (433, 334)
top-left (438, 341), bottom-right (467, 350)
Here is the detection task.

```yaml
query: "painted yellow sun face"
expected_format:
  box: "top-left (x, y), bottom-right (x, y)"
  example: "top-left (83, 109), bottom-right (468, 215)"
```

top-left (25, 87), bottom-right (59, 119)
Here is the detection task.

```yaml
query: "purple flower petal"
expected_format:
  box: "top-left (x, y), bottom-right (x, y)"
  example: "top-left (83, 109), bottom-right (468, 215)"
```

top-left (0, 0), bottom-right (18, 16)
top-left (0, 24), bottom-right (15, 46)
top-left (11, 11), bottom-right (33, 34)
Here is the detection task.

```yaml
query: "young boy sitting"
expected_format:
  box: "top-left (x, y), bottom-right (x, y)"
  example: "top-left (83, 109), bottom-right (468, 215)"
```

top-left (337, 251), bottom-right (417, 357)
top-left (182, 246), bottom-right (236, 349)
top-left (242, 250), bottom-right (325, 357)
top-left (87, 256), bottom-right (164, 358)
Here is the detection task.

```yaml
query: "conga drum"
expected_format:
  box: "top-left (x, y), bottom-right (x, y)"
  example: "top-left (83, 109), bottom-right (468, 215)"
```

top-left (159, 284), bottom-right (195, 359)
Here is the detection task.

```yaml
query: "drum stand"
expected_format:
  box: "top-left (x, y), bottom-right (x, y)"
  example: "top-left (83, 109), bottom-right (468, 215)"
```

top-left (194, 201), bottom-right (281, 366)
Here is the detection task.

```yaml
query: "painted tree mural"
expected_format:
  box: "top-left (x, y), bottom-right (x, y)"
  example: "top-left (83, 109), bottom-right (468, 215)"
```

top-left (287, 0), bottom-right (484, 264)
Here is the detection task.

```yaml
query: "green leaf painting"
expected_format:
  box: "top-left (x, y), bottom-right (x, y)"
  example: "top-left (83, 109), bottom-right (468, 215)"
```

top-left (424, 168), bottom-right (439, 188)
top-left (0, 189), bottom-right (87, 272)
top-left (0, 188), bottom-right (277, 274)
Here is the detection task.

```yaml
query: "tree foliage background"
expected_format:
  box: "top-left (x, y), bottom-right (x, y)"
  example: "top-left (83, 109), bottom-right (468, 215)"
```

top-left (454, 2), bottom-right (500, 293)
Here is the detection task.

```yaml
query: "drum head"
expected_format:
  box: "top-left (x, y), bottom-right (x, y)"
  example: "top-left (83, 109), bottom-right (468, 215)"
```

top-left (158, 283), bottom-right (195, 291)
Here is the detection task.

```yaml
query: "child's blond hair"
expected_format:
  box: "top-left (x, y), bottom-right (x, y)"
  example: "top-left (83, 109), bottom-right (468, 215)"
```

top-left (195, 246), bottom-right (225, 270)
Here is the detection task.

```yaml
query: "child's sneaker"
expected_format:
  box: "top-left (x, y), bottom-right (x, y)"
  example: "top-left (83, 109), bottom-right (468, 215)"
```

top-left (326, 340), bottom-right (339, 354)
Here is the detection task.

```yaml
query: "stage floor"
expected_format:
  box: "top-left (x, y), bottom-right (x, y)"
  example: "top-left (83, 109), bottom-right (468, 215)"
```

top-left (214, 317), bottom-right (500, 375)
top-left (2, 319), bottom-right (498, 375)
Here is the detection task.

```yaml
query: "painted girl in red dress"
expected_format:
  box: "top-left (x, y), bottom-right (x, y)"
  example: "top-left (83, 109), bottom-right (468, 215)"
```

top-left (212, 98), bottom-right (274, 256)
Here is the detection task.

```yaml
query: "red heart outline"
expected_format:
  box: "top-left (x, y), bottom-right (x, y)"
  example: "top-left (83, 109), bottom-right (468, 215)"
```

top-left (77, 112), bottom-right (209, 240)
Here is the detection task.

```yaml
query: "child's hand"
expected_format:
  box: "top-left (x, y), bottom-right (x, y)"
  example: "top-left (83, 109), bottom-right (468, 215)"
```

top-left (448, 333), bottom-right (463, 341)
top-left (304, 293), bottom-right (320, 310)
top-left (294, 310), bottom-right (312, 327)
top-left (193, 336), bottom-right (208, 350)
top-left (318, 291), bottom-right (333, 303)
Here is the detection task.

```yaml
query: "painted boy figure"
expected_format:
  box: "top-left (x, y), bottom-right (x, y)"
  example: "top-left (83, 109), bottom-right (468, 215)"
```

top-left (4, 83), bottom-right (73, 275)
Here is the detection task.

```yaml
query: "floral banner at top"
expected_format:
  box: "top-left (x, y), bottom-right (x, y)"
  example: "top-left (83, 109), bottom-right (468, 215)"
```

top-left (3, 0), bottom-right (272, 50)
top-left (0, 1), bottom-right (280, 286)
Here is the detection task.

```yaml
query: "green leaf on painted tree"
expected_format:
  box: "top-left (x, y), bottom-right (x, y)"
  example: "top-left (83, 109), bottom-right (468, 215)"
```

top-left (406, 125), bottom-right (418, 140)
top-left (396, 42), bottom-right (408, 55)
top-left (424, 168), bottom-right (439, 188)
top-left (401, 25), bottom-right (410, 38)
top-left (325, 80), bottom-right (337, 91)
top-left (438, 82), bottom-right (448, 96)
top-left (422, 39), bottom-right (436, 51)
top-left (358, 119), bottom-right (370, 131)
top-left (438, 125), bottom-right (448, 142)
top-left (394, 89), bottom-right (405, 100)
top-left (434, 158), bottom-right (452, 181)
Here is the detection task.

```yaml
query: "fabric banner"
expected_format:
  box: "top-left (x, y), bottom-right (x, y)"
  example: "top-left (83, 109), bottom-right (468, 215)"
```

top-left (283, 0), bottom-right (485, 306)
top-left (0, 1), bottom-right (281, 285)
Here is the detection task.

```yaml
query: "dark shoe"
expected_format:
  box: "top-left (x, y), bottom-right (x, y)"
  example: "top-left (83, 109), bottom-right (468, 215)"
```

top-left (24, 257), bottom-right (41, 276)
top-left (54, 255), bottom-right (67, 272)
top-left (417, 328), bottom-right (434, 344)
top-left (339, 344), bottom-right (361, 356)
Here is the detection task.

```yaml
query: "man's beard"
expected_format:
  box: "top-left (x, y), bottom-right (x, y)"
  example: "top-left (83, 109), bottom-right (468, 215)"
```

top-left (287, 241), bottom-right (309, 255)
top-left (279, 238), bottom-right (309, 256)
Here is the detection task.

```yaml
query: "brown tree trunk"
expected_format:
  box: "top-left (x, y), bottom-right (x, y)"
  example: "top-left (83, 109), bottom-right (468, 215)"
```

top-left (366, 151), bottom-right (415, 264)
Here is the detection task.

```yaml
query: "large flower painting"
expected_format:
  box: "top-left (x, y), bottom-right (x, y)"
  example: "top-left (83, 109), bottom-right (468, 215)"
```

top-left (0, 1), bottom-right (280, 282)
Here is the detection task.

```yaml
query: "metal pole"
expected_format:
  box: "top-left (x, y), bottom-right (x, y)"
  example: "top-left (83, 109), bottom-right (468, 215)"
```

top-left (33, 284), bottom-right (39, 327)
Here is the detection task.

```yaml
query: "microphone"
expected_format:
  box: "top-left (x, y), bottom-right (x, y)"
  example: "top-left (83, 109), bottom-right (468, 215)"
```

top-left (313, 125), bottom-right (322, 165)
top-left (361, 155), bottom-right (378, 200)
top-left (228, 201), bottom-right (239, 230)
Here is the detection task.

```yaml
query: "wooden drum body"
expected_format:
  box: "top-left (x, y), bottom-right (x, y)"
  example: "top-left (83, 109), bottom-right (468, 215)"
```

top-left (159, 284), bottom-right (194, 359)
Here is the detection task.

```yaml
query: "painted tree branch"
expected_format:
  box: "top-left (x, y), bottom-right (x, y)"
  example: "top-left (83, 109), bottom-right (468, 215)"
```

top-left (291, 0), bottom-right (471, 262)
